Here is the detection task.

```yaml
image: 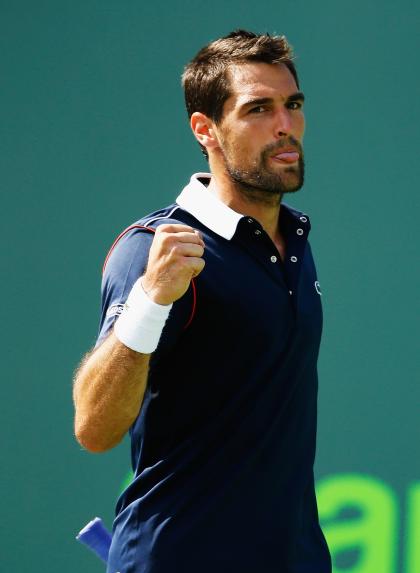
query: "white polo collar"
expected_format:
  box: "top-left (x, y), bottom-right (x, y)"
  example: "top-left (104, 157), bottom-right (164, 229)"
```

top-left (176, 173), bottom-right (244, 240)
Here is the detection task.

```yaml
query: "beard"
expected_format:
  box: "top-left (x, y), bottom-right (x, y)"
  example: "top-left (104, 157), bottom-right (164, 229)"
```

top-left (221, 136), bottom-right (305, 202)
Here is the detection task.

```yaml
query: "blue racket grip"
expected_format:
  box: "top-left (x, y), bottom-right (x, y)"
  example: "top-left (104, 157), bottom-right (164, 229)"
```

top-left (76, 517), bottom-right (112, 563)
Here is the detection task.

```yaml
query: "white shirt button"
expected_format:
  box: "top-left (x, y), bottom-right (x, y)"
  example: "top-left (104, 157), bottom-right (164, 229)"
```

top-left (254, 229), bottom-right (261, 235)
top-left (297, 228), bottom-right (304, 236)
top-left (291, 256), bottom-right (298, 262)
top-left (300, 216), bottom-right (308, 223)
top-left (270, 255), bottom-right (277, 263)
top-left (247, 218), bottom-right (253, 223)
top-left (289, 290), bottom-right (293, 295)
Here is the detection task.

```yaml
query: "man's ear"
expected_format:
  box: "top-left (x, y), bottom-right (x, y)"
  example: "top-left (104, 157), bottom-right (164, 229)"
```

top-left (190, 112), bottom-right (219, 152)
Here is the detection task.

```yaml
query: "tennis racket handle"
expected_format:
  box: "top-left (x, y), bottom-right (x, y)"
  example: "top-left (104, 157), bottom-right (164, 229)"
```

top-left (76, 517), bottom-right (112, 563)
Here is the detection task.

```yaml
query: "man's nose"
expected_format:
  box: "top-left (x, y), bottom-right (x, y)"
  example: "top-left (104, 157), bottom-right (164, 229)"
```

top-left (274, 108), bottom-right (292, 137)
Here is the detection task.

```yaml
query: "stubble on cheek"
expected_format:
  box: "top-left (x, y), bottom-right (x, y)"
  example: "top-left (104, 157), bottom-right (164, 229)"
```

top-left (220, 134), bottom-right (259, 176)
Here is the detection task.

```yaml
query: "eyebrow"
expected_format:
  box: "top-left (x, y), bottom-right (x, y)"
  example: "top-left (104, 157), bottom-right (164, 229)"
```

top-left (288, 91), bottom-right (305, 103)
top-left (240, 91), bottom-right (305, 110)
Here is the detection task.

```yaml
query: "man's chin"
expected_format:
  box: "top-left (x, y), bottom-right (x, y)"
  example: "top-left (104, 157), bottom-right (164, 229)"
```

top-left (279, 168), bottom-right (304, 194)
top-left (226, 163), bottom-right (304, 197)
top-left (265, 172), bottom-right (304, 195)
top-left (282, 177), bottom-right (304, 194)
top-left (268, 158), bottom-right (304, 193)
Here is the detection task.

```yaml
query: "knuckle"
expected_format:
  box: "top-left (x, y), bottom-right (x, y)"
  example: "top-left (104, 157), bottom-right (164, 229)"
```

top-left (156, 223), bottom-right (170, 233)
top-left (159, 233), bottom-right (174, 247)
top-left (170, 244), bottom-right (182, 256)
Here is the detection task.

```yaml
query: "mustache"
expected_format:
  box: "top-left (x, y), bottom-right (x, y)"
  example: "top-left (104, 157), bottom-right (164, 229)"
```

top-left (263, 137), bottom-right (303, 156)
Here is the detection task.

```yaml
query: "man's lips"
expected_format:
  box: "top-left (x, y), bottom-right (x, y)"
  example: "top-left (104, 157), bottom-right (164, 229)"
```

top-left (272, 148), bottom-right (300, 163)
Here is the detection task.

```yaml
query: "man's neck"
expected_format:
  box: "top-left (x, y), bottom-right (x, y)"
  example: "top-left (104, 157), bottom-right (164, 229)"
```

top-left (207, 171), bottom-right (283, 247)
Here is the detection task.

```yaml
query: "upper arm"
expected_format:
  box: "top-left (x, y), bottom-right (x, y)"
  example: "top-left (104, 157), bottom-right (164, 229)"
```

top-left (96, 223), bottom-right (197, 352)
top-left (96, 227), bottom-right (154, 346)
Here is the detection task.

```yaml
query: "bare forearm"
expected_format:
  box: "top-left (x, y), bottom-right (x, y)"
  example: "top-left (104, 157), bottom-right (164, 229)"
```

top-left (73, 331), bottom-right (150, 452)
top-left (73, 224), bottom-right (205, 453)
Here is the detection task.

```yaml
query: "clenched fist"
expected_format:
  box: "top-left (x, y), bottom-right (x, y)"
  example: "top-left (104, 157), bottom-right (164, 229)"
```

top-left (141, 224), bottom-right (205, 305)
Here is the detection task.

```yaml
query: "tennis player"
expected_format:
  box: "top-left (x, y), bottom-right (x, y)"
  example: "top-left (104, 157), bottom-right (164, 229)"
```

top-left (74, 29), bottom-right (332, 573)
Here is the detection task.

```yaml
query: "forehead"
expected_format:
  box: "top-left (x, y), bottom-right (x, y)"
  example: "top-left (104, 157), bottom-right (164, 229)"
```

top-left (225, 62), bottom-right (298, 110)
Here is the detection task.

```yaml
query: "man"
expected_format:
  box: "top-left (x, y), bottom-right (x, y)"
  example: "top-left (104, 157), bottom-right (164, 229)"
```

top-left (73, 29), bottom-right (332, 573)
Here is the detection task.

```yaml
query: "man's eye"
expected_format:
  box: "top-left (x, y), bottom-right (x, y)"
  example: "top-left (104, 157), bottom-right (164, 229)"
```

top-left (249, 106), bottom-right (267, 114)
top-left (287, 101), bottom-right (303, 110)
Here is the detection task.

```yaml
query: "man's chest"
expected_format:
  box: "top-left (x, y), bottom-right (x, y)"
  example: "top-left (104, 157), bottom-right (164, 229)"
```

top-left (193, 233), bottom-right (323, 351)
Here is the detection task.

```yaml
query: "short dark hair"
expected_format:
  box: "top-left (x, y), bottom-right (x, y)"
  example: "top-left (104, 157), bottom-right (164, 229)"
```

top-left (182, 29), bottom-right (299, 157)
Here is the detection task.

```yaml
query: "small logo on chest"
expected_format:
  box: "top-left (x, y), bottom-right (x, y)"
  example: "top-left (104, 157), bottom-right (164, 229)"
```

top-left (314, 281), bottom-right (322, 295)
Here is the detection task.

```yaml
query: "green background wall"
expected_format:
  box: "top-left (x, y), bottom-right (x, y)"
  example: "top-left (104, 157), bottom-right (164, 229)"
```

top-left (1, 1), bottom-right (418, 571)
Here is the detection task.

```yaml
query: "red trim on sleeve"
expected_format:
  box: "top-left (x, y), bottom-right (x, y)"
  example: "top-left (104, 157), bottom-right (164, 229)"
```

top-left (183, 278), bottom-right (197, 330)
top-left (102, 225), bottom-right (156, 274)
top-left (102, 224), bottom-right (197, 330)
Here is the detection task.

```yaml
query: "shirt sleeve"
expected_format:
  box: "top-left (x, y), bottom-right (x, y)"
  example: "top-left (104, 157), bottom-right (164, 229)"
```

top-left (96, 225), bottom-right (194, 350)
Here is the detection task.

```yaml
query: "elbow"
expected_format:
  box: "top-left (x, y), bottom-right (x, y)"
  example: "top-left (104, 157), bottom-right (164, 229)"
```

top-left (74, 419), bottom-right (124, 453)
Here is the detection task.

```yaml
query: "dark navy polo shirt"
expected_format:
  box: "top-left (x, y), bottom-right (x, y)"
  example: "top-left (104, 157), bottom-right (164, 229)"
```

top-left (98, 176), bottom-right (331, 573)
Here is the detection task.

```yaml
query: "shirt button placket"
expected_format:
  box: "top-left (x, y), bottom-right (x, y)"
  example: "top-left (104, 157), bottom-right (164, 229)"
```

top-left (287, 221), bottom-right (306, 300)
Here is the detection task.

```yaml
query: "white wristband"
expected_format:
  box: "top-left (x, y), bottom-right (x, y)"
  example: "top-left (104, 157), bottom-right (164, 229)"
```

top-left (114, 278), bottom-right (172, 354)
